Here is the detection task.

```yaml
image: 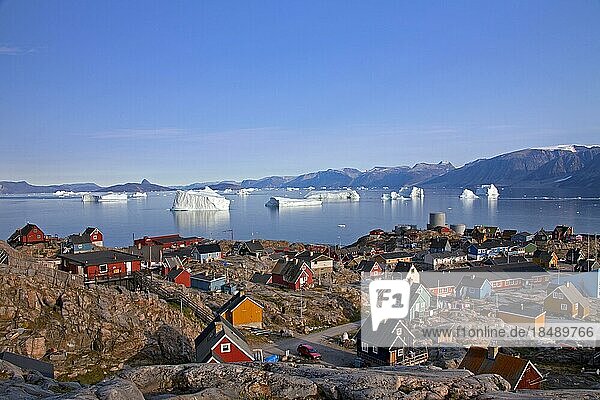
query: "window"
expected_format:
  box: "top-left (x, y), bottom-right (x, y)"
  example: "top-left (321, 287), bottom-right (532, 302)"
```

top-left (99, 264), bottom-right (108, 273)
top-left (37, 235), bottom-right (41, 239)
top-left (553, 292), bottom-right (563, 299)
top-left (561, 304), bottom-right (567, 311)
top-left (372, 346), bottom-right (378, 354)
top-left (361, 342), bottom-right (368, 352)
top-left (220, 343), bottom-right (231, 353)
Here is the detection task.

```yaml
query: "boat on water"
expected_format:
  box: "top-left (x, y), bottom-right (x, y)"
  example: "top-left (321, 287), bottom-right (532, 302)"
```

top-left (130, 192), bottom-right (147, 198)
top-left (171, 187), bottom-right (230, 211)
top-left (475, 184), bottom-right (500, 198)
top-left (305, 189), bottom-right (360, 201)
top-left (239, 188), bottom-right (255, 196)
top-left (265, 197), bottom-right (322, 208)
top-left (98, 193), bottom-right (128, 202)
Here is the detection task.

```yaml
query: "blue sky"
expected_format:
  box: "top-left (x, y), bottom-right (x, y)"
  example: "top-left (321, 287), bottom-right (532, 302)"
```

top-left (1, 1), bottom-right (599, 185)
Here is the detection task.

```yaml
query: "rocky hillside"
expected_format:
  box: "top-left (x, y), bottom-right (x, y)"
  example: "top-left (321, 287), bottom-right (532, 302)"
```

top-left (424, 145), bottom-right (600, 191)
top-left (0, 245), bottom-right (203, 382)
top-left (4, 361), bottom-right (600, 400)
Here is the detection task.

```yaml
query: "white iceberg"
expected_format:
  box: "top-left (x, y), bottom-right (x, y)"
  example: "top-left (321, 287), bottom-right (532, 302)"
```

top-left (305, 189), bottom-right (360, 201)
top-left (381, 193), bottom-right (391, 201)
top-left (475, 184), bottom-right (499, 198)
top-left (82, 193), bottom-right (100, 202)
top-left (265, 197), bottom-right (322, 208)
top-left (56, 190), bottom-right (89, 197)
top-left (130, 192), bottom-right (147, 198)
top-left (98, 193), bottom-right (128, 202)
top-left (459, 189), bottom-right (479, 199)
top-left (399, 186), bottom-right (424, 198)
top-left (239, 188), bottom-right (255, 196)
top-left (171, 188), bottom-right (231, 211)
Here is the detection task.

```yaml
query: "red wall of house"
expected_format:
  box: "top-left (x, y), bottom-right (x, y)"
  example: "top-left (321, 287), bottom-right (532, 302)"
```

top-left (66, 260), bottom-right (141, 279)
top-left (24, 227), bottom-right (45, 244)
top-left (516, 365), bottom-right (542, 390)
top-left (90, 231), bottom-right (103, 243)
top-left (214, 337), bottom-right (253, 363)
top-left (174, 271), bottom-right (191, 288)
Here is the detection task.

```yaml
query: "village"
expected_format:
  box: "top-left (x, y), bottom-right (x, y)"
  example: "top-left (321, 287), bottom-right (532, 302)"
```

top-left (2, 212), bottom-right (600, 392)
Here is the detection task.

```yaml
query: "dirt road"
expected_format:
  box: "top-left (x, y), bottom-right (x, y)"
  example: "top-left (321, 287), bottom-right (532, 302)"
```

top-left (260, 321), bottom-right (360, 367)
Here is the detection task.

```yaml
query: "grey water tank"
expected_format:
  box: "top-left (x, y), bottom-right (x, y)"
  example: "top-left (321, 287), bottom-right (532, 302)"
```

top-left (428, 212), bottom-right (446, 229)
top-left (450, 223), bottom-right (466, 235)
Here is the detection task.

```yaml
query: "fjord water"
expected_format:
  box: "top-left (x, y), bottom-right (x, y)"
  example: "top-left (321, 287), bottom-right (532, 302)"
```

top-left (1, 190), bottom-right (599, 247)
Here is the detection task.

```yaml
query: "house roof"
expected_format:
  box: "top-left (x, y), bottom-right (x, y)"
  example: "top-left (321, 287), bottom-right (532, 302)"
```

top-left (166, 268), bottom-right (188, 281)
top-left (59, 250), bottom-right (141, 265)
top-left (191, 273), bottom-right (226, 283)
top-left (459, 347), bottom-right (538, 388)
top-left (427, 250), bottom-right (466, 260)
top-left (216, 292), bottom-right (263, 316)
top-left (430, 237), bottom-right (449, 249)
top-left (458, 276), bottom-right (489, 289)
top-left (272, 260), bottom-right (311, 283)
top-left (472, 239), bottom-right (511, 250)
top-left (358, 259), bottom-right (379, 272)
top-left (357, 316), bottom-right (416, 349)
top-left (68, 234), bottom-right (91, 245)
top-left (498, 303), bottom-right (545, 319)
top-left (377, 251), bottom-right (411, 260)
top-left (163, 256), bottom-right (183, 270)
top-left (250, 272), bottom-right (272, 284)
top-left (194, 316), bottom-right (253, 362)
top-left (82, 227), bottom-right (100, 236)
top-left (244, 240), bottom-right (264, 253)
top-left (548, 284), bottom-right (591, 308)
top-left (195, 243), bottom-right (222, 254)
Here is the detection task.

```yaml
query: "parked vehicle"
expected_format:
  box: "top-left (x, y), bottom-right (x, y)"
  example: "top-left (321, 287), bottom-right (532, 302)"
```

top-left (297, 344), bottom-right (322, 360)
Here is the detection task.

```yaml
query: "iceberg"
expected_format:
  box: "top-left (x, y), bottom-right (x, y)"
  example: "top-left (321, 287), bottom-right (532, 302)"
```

top-left (82, 193), bottom-right (100, 202)
top-left (130, 192), bottom-right (147, 198)
top-left (475, 184), bottom-right (500, 198)
top-left (239, 188), bottom-right (255, 196)
top-left (305, 189), bottom-right (360, 201)
top-left (459, 189), bottom-right (479, 199)
top-left (171, 188), bottom-right (231, 211)
top-left (399, 186), bottom-right (424, 198)
top-left (381, 193), bottom-right (391, 201)
top-left (98, 193), bottom-right (128, 202)
top-left (265, 197), bottom-right (322, 208)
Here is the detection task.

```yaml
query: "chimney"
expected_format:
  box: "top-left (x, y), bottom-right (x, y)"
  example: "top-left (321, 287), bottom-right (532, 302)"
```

top-left (566, 282), bottom-right (571, 288)
top-left (214, 320), bottom-right (223, 333)
top-left (238, 289), bottom-right (245, 297)
top-left (520, 303), bottom-right (524, 311)
top-left (487, 346), bottom-right (499, 360)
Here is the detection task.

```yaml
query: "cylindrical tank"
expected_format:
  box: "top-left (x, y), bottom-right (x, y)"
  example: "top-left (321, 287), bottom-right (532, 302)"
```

top-left (428, 212), bottom-right (446, 228)
top-left (450, 223), bottom-right (466, 235)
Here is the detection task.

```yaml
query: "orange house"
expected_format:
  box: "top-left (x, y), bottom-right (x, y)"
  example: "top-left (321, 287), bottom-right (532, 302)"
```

top-left (217, 291), bottom-right (264, 329)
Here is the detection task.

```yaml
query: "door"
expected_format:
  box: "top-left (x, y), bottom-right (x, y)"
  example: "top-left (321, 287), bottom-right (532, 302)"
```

top-left (126, 261), bottom-right (132, 274)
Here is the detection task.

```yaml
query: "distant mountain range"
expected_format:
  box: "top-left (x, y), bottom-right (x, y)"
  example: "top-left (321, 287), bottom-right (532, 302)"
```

top-left (423, 145), bottom-right (600, 190)
top-left (2, 145), bottom-right (600, 194)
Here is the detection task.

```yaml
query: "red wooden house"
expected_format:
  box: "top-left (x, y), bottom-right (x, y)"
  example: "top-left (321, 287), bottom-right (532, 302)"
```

top-left (459, 346), bottom-right (543, 390)
top-left (59, 250), bottom-right (142, 281)
top-left (195, 316), bottom-right (255, 363)
top-left (166, 268), bottom-right (191, 288)
top-left (357, 260), bottom-right (384, 279)
top-left (82, 227), bottom-right (103, 246)
top-left (271, 259), bottom-right (314, 290)
top-left (7, 224), bottom-right (47, 247)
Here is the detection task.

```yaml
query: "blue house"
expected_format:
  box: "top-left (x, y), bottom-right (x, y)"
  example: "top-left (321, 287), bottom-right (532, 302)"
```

top-left (457, 276), bottom-right (492, 299)
top-left (65, 234), bottom-right (94, 254)
top-left (467, 240), bottom-right (511, 261)
top-left (191, 274), bottom-right (226, 292)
